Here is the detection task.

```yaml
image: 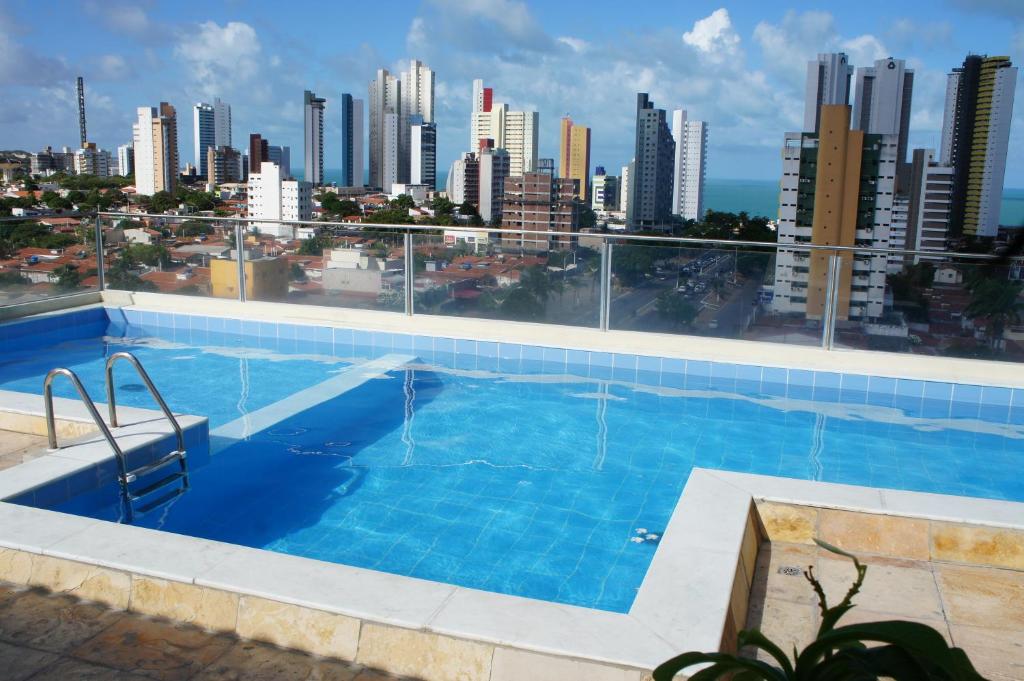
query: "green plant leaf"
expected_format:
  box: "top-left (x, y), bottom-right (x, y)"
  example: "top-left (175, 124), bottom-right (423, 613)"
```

top-left (652, 651), bottom-right (785, 681)
top-left (739, 629), bottom-right (795, 678)
top-left (795, 621), bottom-right (985, 680)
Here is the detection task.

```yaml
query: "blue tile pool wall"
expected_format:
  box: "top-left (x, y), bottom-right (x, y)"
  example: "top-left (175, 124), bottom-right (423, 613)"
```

top-left (0, 306), bottom-right (107, 352)
top-left (11, 306), bottom-right (1024, 426)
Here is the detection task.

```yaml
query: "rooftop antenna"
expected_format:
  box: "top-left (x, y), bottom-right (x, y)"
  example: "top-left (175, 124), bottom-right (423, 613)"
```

top-left (76, 76), bottom-right (87, 148)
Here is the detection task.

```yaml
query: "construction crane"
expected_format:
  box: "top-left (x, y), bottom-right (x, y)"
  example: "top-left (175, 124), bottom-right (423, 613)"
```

top-left (76, 76), bottom-right (87, 148)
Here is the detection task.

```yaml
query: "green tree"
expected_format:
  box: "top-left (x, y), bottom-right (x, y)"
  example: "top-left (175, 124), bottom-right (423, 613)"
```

top-left (459, 200), bottom-right (479, 217)
top-left (177, 221), bottom-right (214, 237)
top-left (51, 264), bottom-right (82, 290)
top-left (500, 287), bottom-right (544, 320)
top-left (656, 291), bottom-right (698, 328)
top-left (147, 191), bottom-right (177, 213)
top-left (0, 271), bottom-right (30, 286)
top-left (965, 277), bottom-right (1023, 351)
top-left (390, 194), bottom-right (416, 210)
top-left (579, 205), bottom-right (597, 229)
top-left (106, 258), bottom-right (158, 292)
top-left (431, 196), bottom-right (455, 215)
top-left (519, 266), bottom-right (552, 303)
top-left (363, 208), bottom-right (414, 225)
top-left (290, 263), bottom-right (307, 281)
top-left (297, 235), bottom-right (333, 256)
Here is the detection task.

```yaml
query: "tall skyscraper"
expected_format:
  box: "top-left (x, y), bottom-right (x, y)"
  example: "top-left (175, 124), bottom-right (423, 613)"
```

top-left (206, 146), bottom-right (243, 186)
top-left (213, 97), bottom-right (231, 149)
top-left (559, 116), bottom-right (591, 201)
top-left (410, 115), bottom-right (436, 188)
top-left (940, 55), bottom-right (1017, 238)
top-left (340, 94), bottom-right (365, 187)
top-left (670, 109), bottom-right (708, 221)
top-left (193, 103), bottom-right (215, 179)
top-left (303, 90), bottom-right (325, 185)
top-left (478, 142), bottom-right (510, 224)
top-left (502, 173), bottom-right (580, 249)
top-left (620, 162), bottom-right (632, 217)
top-left (132, 103), bottom-right (178, 196)
top-left (469, 79), bottom-right (494, 150)
top-left (369, 69), bottom-right (400, 190)
top-left (903, 148), bottom-right (955, 260)
top-left (400, 60), bottom-right (435, 188)
top-left (772, 105), bottom-right (896, 321)
top-left (591, 167), bottom-right (619, 211)
top-left (267, 145), bottom-right (290, 177)
top-left (249, 133), bottom-right (269, 174)
top-left (853, 58), bottom-right (914, 188)
top-left (116, 143), bottom-right (134, 177)
top-left (628, 94), bottom-right (674, 229)
top-left (804, 53), bottom-right (853, 133)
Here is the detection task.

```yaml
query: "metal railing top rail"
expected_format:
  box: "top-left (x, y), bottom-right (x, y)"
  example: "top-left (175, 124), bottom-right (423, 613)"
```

top-left (0, 212), bottom-right (90, 223)
top-left (95, 211), bottom-right (1024, 262)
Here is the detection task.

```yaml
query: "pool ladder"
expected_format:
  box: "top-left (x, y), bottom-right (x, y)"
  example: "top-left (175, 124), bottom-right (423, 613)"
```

top-left (44, 352), bottom-right (189, 522)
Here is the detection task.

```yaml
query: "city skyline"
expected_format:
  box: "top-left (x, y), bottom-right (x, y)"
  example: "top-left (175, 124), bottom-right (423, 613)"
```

top-left (1, 1), bottom-right (1023, 185)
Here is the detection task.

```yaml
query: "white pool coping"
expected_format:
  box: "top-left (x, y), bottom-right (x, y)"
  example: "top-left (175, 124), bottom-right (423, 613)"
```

top-left (1, 465), bottom-right (1022, 671)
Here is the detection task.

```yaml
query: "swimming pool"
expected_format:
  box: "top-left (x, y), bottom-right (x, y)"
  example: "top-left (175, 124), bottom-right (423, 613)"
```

top-left (1, 306), bottom-right (1022, 612)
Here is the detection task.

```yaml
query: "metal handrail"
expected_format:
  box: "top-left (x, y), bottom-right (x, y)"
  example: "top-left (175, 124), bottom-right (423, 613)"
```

top-left (105, 352), bottom-right (184, 453)
top-left (96, 211), bottom-right (1024, 262)
top-left (43, 367), bottom-right (131, 499)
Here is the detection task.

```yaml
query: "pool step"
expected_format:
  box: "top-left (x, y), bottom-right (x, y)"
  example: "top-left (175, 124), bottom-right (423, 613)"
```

top-left (133, 486), bottom-right (187, 516)
top-left (125, 450), bottom-right (187, 483)
top-left (125, 449), bottom-right (189, 517)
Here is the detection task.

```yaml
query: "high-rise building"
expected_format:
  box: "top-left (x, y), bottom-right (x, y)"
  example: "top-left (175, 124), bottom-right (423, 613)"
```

top-left (853, 58), bottom-right (914, 189)
top-left (670, 109), bottom-right (708, 221)
top-left (206, 146), bottom-right (243, 186)
top-left (478, 141), bottom-right (510, 224)
top-left (369, 69), bottom-right (400, 190)
top-left (628, 94), bottom-right (674, 229)
top-left (132, 102), bottom-right (178, 196)
top-left (247, 161), bottom-right (313, 238)
top-left (804, 53), bottom-right (853, 133)
top-left (446, 152), bottom-right (479, 206)
top-left (193, 102), bottom-right (215, 178)
top-left (116, 144), bottom-right (134, 177)
top-left (73, 143), bottom-right (111, 176)
top-left (303, 90), bottom-right (325, 185)
top-left (469, 79), bottom-right (494, 150)
top-left (902, 148), bottom-right (955, 261)
top-left (213, 97), bottom-right (231, 149)
top-left (592, 168), bottom-right (619, 211)
top-left (772, 105), bottom-right (896, 321)
top-left (340, 94), bottom-right (364, 187)
top-left (249, 133), bottom-right (269, 174)
top-left (940, 55), bottom-right (1017, 238)
top-left (267, 145), bottom-right (290, 176)
top-left (410, 115), bottom-right (436, 188)
top-left (536, 158), bottom-right (555, 176)
top-left (559, 116), bottom-right (591, 201)
top-left (502, 172), bottom-right (580, 249)
top-left (620, 162), bottom-right (632, 217)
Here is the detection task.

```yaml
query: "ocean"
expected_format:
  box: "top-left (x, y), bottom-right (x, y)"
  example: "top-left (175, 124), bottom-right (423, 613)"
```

top-left (315, 168), bottom-right (1024, 226)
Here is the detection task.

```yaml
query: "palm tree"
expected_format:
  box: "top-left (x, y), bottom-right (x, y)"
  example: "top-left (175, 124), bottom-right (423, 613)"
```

top-left (965, 277), bottom-right (1024, 351)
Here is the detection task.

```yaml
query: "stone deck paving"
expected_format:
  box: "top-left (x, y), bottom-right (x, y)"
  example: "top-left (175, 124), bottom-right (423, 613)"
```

top-left (0, 582), bottom-right (416, 681)
top-left (745, 540), bottom-right (1024, 681)
top-left (0, 430), bottom-right (48, 471)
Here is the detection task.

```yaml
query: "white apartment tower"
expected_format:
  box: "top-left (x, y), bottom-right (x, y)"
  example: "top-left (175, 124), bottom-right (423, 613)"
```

top-left (804, 53), bottom-right (853, 132)
top-left (853, 58), bottom-right (913, 186)
top-left (132, 103), bottom-right (178, 196)
top-left (247, 161), bottom-right (313, 238)
top-left (620, 162), bottom-right (632, 218)
top-left (116, 143), bottom-right (134, 177)
top-left (670, 109), bottom-right (708, 221)
top-left (400, 60), bottom-right (435, 187)
top-left (303, 90), bottom-right (325, 185)
top-left (369, 69), bottom-right (401, 190)
top-left (382, 111), bottom-right (400, 193)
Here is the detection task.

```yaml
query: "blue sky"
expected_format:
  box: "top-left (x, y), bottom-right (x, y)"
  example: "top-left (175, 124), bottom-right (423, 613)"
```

top-left (2, 0), bottom-right (1023, 185)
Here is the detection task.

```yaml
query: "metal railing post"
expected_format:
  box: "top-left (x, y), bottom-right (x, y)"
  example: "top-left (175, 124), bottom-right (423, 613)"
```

top-left (404, 231), bottom-right (414, 316)
top-left (821, 254), bottom-right (842, 350)
top-left (94, 215), bottom-right (105, 291)
top-left (599, 240), bottom-right (613, 331)
top-left (235, 223), bottom-right (246, 302)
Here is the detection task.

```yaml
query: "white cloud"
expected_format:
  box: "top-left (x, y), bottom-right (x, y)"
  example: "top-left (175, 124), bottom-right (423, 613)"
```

top-left (683, 9), bottom-right (740, 61)
top-left (0, 7), bottom-right (71, 86)
top-left (174, 21), bottom-right (261, 98)
top-left (94, 54), bottom-right (132, 80)
top-left (839, 35), bottom-right (888, 68)
top-left (557, 36), bottom-right (589, 54)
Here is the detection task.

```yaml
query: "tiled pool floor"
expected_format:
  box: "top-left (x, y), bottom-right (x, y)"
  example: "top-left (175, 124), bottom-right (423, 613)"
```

top-left (745, 541), bottom-right (1024, 680)
top-left (0, 582), bottom-right (411, 681)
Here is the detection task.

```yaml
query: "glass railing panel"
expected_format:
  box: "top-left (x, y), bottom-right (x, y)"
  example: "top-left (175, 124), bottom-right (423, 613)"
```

top-left (608, 242), bottom-right (817, 345)
top-left (861, 254), bottom-right (1024, 363)
top-left (245, 223), bottom-right (406, 312)
top-left (103, 215), bottom-right (220, 298)
top-left (0, 214), bottom-right (99, 306)
top-left (413, 230), bottom-right (600, 327)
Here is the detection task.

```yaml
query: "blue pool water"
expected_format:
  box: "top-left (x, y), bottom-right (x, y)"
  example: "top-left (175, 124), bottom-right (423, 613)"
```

top-left (1, 312), bottom-right (1023, 612)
